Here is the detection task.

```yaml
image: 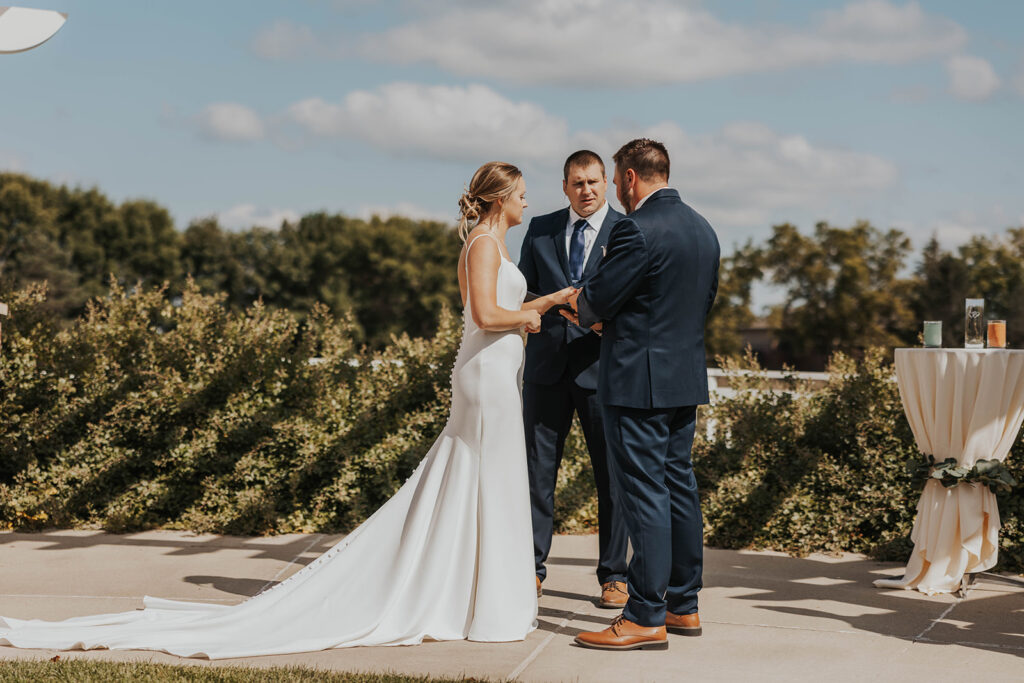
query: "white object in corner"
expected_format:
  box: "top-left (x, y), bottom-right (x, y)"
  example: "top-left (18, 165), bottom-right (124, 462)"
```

top-left (0, 6), bottom-right (67, 54)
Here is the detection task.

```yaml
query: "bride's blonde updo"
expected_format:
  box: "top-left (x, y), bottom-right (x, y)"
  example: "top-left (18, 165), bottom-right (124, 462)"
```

top-left (457, 161), bottom-right (522, 242)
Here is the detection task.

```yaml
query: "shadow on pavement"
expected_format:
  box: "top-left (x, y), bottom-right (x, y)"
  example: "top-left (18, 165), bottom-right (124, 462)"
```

top-left (704, 549), bottom-right (1024, 659)
top-left (0, 531), bottom-right (341, 566)
top-left (183, 576), bottom-right (279, 597)
top-left (539, 588), bottom-right (594, 602)
top-left (546, 556), bottom-right (596, 568)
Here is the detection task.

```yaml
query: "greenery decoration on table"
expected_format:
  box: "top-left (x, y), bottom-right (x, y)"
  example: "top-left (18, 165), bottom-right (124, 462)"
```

top-left (907, 455), bottom-right (1019, 494)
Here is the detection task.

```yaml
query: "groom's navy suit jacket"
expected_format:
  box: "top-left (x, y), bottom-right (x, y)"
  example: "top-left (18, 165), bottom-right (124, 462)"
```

top-left (518, 205), bottom-right (624, 390)
top-left (578, 189), bottom-right (720, 408)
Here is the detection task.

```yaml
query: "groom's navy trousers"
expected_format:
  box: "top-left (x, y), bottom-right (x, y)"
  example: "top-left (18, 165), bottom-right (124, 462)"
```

top-left (578, 189), bottom-right (720, 626)
top-left (603, 404), bottom-right (702, 620)
top-left (518, 206), bottom-right (628, 586)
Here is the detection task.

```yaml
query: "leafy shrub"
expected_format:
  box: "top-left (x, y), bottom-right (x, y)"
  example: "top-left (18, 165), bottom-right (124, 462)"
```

top-left (1, 284), bottom-right (1021, 572)
top-left (0, 281), bottom-right (457, 534)
top-left (694, 350), bottom-right (1023, 572)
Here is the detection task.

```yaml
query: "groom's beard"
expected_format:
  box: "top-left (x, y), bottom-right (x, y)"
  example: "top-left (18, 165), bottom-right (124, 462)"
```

top-left (618, 187), bottom-right (635, 214)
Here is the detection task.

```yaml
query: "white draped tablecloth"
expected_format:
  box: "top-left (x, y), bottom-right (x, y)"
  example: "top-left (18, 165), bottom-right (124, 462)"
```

top-left (874, 348), bottom-right (1024, 594)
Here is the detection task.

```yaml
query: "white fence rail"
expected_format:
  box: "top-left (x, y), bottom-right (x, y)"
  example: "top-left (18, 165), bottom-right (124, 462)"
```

top-left (706, 368), bottom-right (830, 403)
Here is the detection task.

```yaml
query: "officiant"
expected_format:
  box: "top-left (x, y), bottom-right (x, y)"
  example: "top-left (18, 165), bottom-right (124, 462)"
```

top-left (517, 150), bottom-right (629, 607)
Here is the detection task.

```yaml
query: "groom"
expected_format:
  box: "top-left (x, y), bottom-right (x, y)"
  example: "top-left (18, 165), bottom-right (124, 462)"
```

top-left (567, 139), bottom-right (720, 651)
top-left (518, 150), bottom-right (630, 606)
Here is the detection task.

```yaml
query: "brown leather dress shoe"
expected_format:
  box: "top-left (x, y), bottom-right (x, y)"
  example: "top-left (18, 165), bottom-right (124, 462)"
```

top-left (536, 576), bottom-right (542, 599)
top-left (665, 611), bottom-right (702, 636)
top-left (574, 615), bottom-right (668, 651)
top-left (599, 580), bottom-right (629, 608)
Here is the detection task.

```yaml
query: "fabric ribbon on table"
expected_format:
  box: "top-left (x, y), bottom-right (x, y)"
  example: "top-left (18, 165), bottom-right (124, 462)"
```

top-left (875, 349), bottom-right (1024, 594)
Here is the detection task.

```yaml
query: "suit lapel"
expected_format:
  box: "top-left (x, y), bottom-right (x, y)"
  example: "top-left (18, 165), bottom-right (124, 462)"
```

top-left (581, 209), bottom-right (619, 280)
top-left (551, 210), bottom-right (572, 285)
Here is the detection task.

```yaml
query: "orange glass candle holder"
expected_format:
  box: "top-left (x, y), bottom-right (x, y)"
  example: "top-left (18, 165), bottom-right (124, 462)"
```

top-left (987, 320), bottom-right (1007, 348)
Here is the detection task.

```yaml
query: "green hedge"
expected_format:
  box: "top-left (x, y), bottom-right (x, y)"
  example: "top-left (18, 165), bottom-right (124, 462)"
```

top-left (1, 284), bottom-right (1021, 572)
top-left (695, 350), bottom-right (1023, 572)
top-left (0, 281), bottom-right (458, 534)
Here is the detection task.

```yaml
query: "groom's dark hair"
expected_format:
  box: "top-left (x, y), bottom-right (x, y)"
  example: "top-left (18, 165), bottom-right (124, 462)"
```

top-left (563, 150), bottom-right (605, 180)
top-left (613, 139), bottom-right (670, 182)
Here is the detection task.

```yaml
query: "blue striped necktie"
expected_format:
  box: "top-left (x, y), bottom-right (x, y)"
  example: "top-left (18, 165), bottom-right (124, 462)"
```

top-left (570, 218), bottom-right (587, 284)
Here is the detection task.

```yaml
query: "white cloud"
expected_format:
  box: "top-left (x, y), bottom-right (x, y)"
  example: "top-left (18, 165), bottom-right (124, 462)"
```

top-left (946, 55), bottom-right (1001, 101)
top-left (280, 81), bottom-right (897, 230)
top-left (352, 0), bottom-right (966, 85)
top-left (573, 121), bottom-right (898, 230)
top-left (0, 150), bottom-right (25, 171)
top-left (286, 82), bottom-right (567, 162)
top-left (889, 85), bottom-right (932, 103)
top-left (357, 201), bottom-right (453, 223)
top-left (893, 208), bottom-right (1024, 249)
top-left (1011, 57), bottom-right (1024, 97)
top-left (197, 103), bottom-right (266, 142)
top-left (250, 19), bottom-right (321, 59)
top-left (931, 219), bottom-right (978, 246)
top-left (217, 204), bottom-right (299, 231)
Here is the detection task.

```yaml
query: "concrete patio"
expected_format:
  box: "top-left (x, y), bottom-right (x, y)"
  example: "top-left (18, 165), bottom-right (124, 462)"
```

top-left (1, 531), bottom-right (1021, 682)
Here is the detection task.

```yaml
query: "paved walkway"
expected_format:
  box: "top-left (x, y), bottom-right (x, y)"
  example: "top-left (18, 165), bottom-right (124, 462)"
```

top-left (1, 531), bottom-right (1021, 682)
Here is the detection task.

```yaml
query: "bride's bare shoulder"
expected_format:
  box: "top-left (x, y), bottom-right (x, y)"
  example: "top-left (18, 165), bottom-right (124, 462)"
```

top-left (465, 226), bottom-right (496, 242)
top-left (463, 228), bottom-right (501, 256)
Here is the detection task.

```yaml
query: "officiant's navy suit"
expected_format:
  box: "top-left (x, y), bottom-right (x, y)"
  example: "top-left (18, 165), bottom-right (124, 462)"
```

top-left (518, 205), bottom-right (629, 587)
top-left (578, 188), bottom-right (720, 627)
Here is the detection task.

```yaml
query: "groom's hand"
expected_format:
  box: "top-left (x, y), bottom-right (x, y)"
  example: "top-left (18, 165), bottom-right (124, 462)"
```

top-left (559, 289), bottom-right (583, 325)
top-left (559, 309), bottom-right (603, 333)
top-left (559, 292), bottom-right (603, 333)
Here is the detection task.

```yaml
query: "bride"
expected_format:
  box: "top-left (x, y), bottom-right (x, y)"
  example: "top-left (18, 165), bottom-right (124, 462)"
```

top-left (0, 161), bottom-right (577, 659)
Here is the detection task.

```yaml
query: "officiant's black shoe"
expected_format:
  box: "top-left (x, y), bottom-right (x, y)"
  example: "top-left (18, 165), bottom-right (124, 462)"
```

top-left (574, 615), bottom-right (668, 651)
top-left (536, 576), bottom-right (543, 598)
top-left (665, 611), bottom-right (702, 636)
top-left (599, 580), bottom-right (629, 608)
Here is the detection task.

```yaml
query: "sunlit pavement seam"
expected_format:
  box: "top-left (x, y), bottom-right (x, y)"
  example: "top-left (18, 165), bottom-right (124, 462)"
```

top-left (254, 533), bottom-right (325, 595)
top-left (506, 591), bottom-right (601, 681)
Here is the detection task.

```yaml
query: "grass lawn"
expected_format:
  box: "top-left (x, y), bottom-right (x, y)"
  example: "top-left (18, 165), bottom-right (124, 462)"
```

top-left (0, 660), bottom-right (489, 682)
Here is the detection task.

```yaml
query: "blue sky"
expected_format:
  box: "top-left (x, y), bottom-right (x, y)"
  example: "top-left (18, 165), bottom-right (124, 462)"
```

top-left (3, 0), bottom-right (1023, 284)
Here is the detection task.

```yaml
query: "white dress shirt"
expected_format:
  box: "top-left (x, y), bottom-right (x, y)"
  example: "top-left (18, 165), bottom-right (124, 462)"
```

top-left (633, 187), bottom-right (674, 212)
top-left (565, 200), bottom-right (610, 271)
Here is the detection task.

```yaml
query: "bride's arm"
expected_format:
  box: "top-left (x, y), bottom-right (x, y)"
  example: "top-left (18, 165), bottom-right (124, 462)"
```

top-left (468, 240), bottom-right (541, 332)
top-left (522, 286), bottom-right (578, 314)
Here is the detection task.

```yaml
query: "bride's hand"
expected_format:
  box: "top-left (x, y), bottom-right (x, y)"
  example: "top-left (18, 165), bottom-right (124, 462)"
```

top-left (523, 309), bottom-right (542, 334)
top-left (548, 286), bottom-right (579, 307)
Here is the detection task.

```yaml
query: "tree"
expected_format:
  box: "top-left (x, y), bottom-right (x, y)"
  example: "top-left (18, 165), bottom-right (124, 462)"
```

top-left (110, 199), bottom-right (182, 287)
top-left (1, 173), bottom-right (182, 317)
top-left (262, 212), bottom-right (462, 345)
top-left (705, 240), bottom-right (763, 360)
top-left (0, 175), bottom-right (81, 316)
top-left (912, 230), bottom-right (1024, 348)
top-left (764, 221), bottom-right (916, 369)
top-left (1, 173), bottom-right (464, 346)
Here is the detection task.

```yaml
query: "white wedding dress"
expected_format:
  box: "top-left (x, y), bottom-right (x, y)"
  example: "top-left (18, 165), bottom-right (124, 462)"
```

top-left (0, 233), bottom-right (538, 659)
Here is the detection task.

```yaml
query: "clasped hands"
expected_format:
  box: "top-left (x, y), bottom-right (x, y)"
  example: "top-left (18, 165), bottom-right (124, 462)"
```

top-left (558, 289), bottom-right (603, 333)
top-left (522, 286), bottom-right (602, 334)
top-left (522, 285), bottom-right (574, 333)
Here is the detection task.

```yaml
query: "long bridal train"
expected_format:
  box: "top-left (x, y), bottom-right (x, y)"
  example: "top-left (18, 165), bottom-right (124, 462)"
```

top-left (0, 235), bottom-right (537, 659)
